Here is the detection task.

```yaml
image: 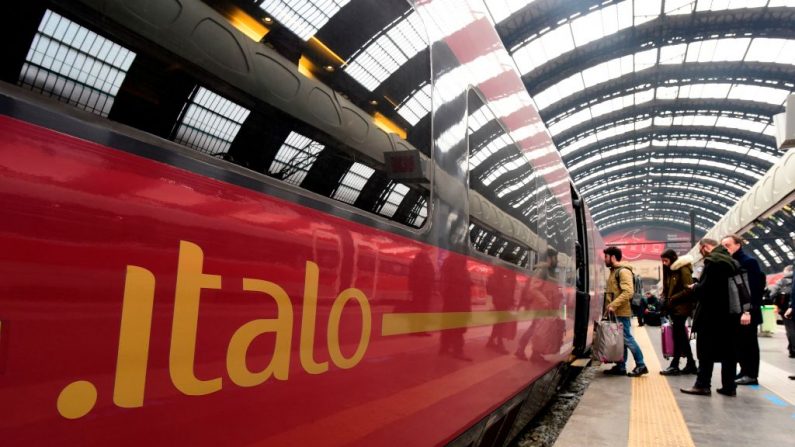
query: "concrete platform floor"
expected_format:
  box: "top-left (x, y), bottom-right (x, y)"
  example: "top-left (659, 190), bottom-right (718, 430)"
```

top-left (555, 321), bottom-right (795, 447)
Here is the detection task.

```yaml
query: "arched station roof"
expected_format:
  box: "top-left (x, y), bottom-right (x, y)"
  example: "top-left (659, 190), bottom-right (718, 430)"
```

top-left (488, 0), bottom-right (795, 233)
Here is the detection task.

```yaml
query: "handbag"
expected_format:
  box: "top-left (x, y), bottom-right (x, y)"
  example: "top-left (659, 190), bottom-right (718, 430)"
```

top-left (593, 314), bottom-right (624, 363)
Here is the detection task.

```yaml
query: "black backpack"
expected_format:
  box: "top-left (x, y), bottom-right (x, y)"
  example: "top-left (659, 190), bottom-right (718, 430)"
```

top-left (615, 266), bottom-right (643, 306)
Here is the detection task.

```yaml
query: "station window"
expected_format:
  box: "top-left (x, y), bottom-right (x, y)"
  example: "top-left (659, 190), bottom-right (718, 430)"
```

top-left (18, 10), bottom-right (136, 117)
top-left (173, 87), bottom-right (251, 156)
top-left (466, 90), bottom-right (537, 267)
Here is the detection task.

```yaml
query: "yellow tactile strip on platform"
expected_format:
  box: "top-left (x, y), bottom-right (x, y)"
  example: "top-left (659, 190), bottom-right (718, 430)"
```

top-left (627, 325), bottom-right (695, 447)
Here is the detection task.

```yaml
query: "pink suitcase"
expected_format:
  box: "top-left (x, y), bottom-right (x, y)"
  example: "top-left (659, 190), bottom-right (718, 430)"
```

top-left (661, 321), bottom-right (674, 359)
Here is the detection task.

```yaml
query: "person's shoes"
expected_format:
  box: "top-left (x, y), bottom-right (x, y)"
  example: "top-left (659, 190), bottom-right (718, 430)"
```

top-left (789, 352), bottom-right (795, 358)
top-left (735, 376), bottom-right (759, 385)
top-left (603, 365), bottom-right (627, 375)
top-left (789, 375), bottom-right (795, 380)
top-left (680, 386), bottom-right (711, 396)
top-left (660, 366), bottom-right (680, 376)
top-left (627, 365), bottom-right (649, 377)
top-left (638, 323), bottom-right (645, 327)
top-left (681, 363), bottom-right (698, 375)
top-left (716, 388), bottom-right (736, 397)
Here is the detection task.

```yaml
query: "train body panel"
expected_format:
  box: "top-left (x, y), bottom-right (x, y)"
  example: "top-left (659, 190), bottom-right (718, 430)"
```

top-left (0, 0), bottom-right (605, 444)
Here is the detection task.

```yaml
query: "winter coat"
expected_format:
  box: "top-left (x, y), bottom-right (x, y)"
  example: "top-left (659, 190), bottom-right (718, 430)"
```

top-left (732, 249), bottom-right (766, 325)
top-left (691, 246), bottom-right (740, 360)
top-left (605, 262), bottom-right (634, 317)
top-left (662, 255), bottom-right (695, 317)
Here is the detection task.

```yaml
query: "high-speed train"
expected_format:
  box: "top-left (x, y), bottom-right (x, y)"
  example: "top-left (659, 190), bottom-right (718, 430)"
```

top-left (0, 0), bottom-right (606, 445)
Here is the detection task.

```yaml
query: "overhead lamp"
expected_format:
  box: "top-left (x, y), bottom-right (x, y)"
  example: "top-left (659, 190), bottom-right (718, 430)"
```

top-left (369, 100), bottom-right (378, 106)
top-left (324, 65), bottom-right (335, 73)
top-left (263, 17), bottom-right (273, 24)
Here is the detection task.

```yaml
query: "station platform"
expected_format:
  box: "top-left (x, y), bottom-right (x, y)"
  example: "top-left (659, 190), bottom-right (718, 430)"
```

top-left (555, 320), bottom-right (795, 447)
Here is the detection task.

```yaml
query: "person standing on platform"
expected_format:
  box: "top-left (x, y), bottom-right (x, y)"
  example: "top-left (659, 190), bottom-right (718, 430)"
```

top-left (721, 234), bottom-right (766, 386)
top-left (770, 265), bottom-right (794, 357)
top-left (784, 264), bottom-right (795, 380)
top-left (602, 246), bottom-right (648, 377)
top-left (660, 249), bottom-right (697, 375)
top-left (681, 239), bottom-right (740, 397)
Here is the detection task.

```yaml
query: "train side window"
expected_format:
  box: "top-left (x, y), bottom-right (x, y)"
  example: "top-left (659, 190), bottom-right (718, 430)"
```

top-left (466, 90), bottom-right (538, 267)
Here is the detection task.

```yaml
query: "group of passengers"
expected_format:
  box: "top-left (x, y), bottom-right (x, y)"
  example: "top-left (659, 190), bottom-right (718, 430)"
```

top-left (602, 234), bottom-right (795, 395)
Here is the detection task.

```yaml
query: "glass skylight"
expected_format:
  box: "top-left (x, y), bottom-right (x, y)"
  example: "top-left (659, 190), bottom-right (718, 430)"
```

top-left (397, 82), bottom-right (432, 126)
top-left (332, 162), bottom-right (375, 204)
top-left (344, 10), bottom-right (427, 91)
top-left (19, 10), bottom-right (136, 117)
top-left (268, 131), bottom-right (326, 185)
top-left (259, 0), bottom-right (350, 41)
top-left (173, 87), bottom-right (251, 155)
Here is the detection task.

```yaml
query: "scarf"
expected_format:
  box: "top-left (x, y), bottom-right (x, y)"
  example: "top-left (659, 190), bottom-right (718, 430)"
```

top-left (705, 245), bottom-right (736, 272)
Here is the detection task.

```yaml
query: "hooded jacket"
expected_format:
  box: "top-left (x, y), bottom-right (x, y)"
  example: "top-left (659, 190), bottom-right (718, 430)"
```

top-left (605, 261), bottom-right (634, 317)
top-left (663, 255), bottom-right (695, 317)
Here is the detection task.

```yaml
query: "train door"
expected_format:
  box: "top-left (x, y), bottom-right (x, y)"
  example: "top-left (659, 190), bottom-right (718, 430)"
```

top-left (571, 184), bottom-right (590, 355)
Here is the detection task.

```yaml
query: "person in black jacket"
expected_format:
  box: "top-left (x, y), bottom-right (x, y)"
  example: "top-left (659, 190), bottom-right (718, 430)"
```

top-left (681, 239), bottom-right (741, 397)
top-left (721, 234), bottom-right (766, 386)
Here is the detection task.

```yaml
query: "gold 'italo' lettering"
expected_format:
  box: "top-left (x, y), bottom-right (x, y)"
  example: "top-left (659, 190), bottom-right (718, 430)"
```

top-left (113, 266), bottom-right (156, 408)
top-left (327, 288), bottom-right (371, 369)
top-left (169, 241), bottom-right (222, 396)
top-left (299, 261), bottom-right (328, 374)
top-left (226, 279), bottom-right (294, 386)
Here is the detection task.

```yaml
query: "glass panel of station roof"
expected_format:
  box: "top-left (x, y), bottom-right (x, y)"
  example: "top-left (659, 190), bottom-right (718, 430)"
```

top-left (344, 9), bottom-right (427, 91)
top-left (484, 0), bottom-right (539, 24)
top-left (696, 0), bottom-right (771, 12)
top-left (18, 10), bottom-right (136, 117)
top-left (769, 0), bottom-right (795, 6)
top-left (267, 131), bottom-right (326, 185)
top-left (377, 182), bottom-right (410, 218)
top-left (727, 84), bottom-right (791, 105)
top-left (686, 38), bottom-right (750, 63)
top-left (173, 87), bottom-right (250, 155)
top-left (397, 82), bottom-right (431, 126)
top-left (777, 239), bottom-right (795, 261)
top-left (753, 249), bottom-right (773, 268)
top-left (259, 0), bottom-right (350, 40)
top-left (408, 196), bottom-right (428, 227)
top-left (332, 162), bottom-right (375, 205)
top-left (634, 0), bottom-right (662, 25)
top-left (665, 0), bottom-right (696, 15)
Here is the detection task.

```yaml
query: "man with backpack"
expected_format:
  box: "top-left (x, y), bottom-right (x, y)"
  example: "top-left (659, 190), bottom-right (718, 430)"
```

top-left (602, 246), bottom-right (648, 377)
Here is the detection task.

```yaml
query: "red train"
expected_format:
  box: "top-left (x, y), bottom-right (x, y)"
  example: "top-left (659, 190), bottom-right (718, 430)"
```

top-left (0, 0), bottom-right (605, 445)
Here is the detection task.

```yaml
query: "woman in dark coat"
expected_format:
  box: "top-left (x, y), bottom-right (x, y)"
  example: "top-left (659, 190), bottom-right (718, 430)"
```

top-left (660, 249), bottom-right (697, 375)
top-left (681, 240), bottom-right (740, 397)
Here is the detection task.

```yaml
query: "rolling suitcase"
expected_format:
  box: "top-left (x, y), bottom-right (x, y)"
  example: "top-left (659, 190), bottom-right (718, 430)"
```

top-left (661, 320), bottom-right (674, 359)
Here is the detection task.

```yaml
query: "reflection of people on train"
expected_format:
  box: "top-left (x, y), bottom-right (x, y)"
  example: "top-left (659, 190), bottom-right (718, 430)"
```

top-left (515, 248), bottom-right (564, 362)
top-left (486, 265), bottom-right (517, 353)
top-left (439, 254), bottom-right (472, 361)
top-left (408, 251), bottom-right (435, 336)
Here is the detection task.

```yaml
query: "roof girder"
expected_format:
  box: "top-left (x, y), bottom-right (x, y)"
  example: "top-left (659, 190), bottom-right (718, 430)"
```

top-left (554, 98), bottom-right (780, 146)
top-left (520, 8), bottom-right (795, 93)
top-left (570, 145), bottom-right (772, 179)
top-left (542, 62), bottom-right (795, 122)
top-left (563, 125), bottom-right (777, 164)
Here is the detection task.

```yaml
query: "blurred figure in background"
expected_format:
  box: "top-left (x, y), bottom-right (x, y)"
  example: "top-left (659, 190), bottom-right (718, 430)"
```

top-left (772, 265), bottom-right (794, 358)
